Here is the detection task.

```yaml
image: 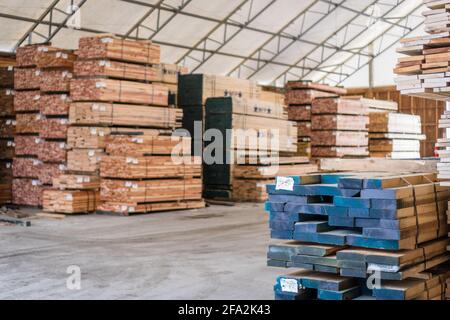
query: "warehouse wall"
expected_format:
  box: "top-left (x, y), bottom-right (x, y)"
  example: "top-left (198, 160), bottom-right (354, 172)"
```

top-left (347, 86), bottom-right (444, 158)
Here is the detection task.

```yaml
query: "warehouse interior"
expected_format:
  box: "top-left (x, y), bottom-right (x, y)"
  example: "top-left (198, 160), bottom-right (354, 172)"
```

top-left (1, 0), bottom-right (450, 301)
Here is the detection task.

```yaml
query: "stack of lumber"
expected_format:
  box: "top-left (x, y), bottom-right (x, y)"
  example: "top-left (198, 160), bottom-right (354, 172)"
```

top-left (393, 1), bottom-right (450, 100)
top-left (13, 44), bottom-right (74, 207)
top-left (311, 97), bottom-right (369, 158)
top-left (369, 113), bottom-right (425, 159)
top-left (266, 171), bottom-right (450, 300)
top-left (13, 45), bottom-right (45, 206)
top-left (0, 54), bottom-right (15, 205)
top-left (178, 74), bottom-right (261, 153)
top-left (98, 134), bottom-right (204, 214)
top-left (285, 81), bottom-right (347, 158)
top-left (203, 96), bottom-right (298, 200)
top-left (42, 34), bottom-right (203, 215)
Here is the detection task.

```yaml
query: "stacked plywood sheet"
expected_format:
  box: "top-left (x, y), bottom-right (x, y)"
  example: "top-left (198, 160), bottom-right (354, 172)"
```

top-left (311, 97), bottom-right (369, 158)
top-left (285, 81), bottom-right (348, 157)
top-left (369, 113), bottom-right (425, 159)
top-left (0, 54), bottom-right (15, 205)
top-left (178, 74), bottom-right (261, 154)
top-left (266, 172), bottom-right (450, 300)
top-left (203, 96), bottom-right (298, 200)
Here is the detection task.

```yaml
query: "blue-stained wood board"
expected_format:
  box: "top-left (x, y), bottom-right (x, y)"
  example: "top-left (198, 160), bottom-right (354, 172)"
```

top-left (314, 265), bottom-right (340, 274)
top-left (318, 286), bottom-right (361, 300)
top-left (271, 230), bottom-right (293, 240)
top-left (269, 211), bottom-right (301, 223)
top-left (291, 262), bottom-right (315, 270)
top-left (340, 268), bottom-right (367, 279)
top-left (326, 206), bottom-right (349, 217)
top-left (268, 195), bottom-right (311, 204)
top-left (293, 231), bottom-right (319, 243)
top-left (316, 230), bottom-right (357, 246)
top-left (295, 221), bottom-right (331, 233)
top-left (292, 255), bottom-right (339, 268)
top-left (379, 219), bottom-right (404, 229)
top-left (355, 218), bottom-right (380, 228)
top-left (370, 199), bottom-right (405, 210)
top-left (363, 228), bottom-right (403, 240)
top-left (267, 259), bottom-right (291, 268)
top-left (334, 196), bottom-right (371, 208)
top-left (329, 216), bottom-right (355, 228)
top-left (270, 220), bottom-right (295, 231)
top-left (346, 234), bottom-right (402, 250)
top-left (337, 260), bottom-right (367, 270)
top-left (361, 189), bottom-right (405, 200)
top-left (338, 177), bottom-right (364, 189)
top-left (348, 208), bottom-right (371, 218)
top-left (265, 201), bottom-right (285, 212)
top-left (285, 203), bottom-right (348, 216)
top-left (321, 174), bottom-right (351, 184)
top-left (372, 287), bottom-right (407, 300)
top-left (369, 208), bottom-right (404, 219)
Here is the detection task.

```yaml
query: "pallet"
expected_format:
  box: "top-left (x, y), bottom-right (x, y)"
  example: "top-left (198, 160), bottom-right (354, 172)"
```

top-left (97, 199), bottom-right (205, 215)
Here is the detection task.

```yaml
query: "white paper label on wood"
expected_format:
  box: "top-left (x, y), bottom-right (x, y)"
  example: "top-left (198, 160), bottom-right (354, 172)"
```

top-left (276, 177), bottom-right (295, 191)
top-left (32, 180), bottom-right (42, 186)
top-left (96, 82), bottom-right (107, 88)
top-left (7, 65), bottom-right (13, 71)
top-left (65, 194), bottom-right (74, 201)
top-left (92, 104), bottom-right (99, 111)
top-left (88, 150), bottom-right (95, 157)
top-left (101, 37), bottom-right (113, 43)
top-left (280, 278), bottom-right (298, 293)
top-left (77, 177), bottom-right (84, 183)
top-left (84, 177), bottom-right (91, 183)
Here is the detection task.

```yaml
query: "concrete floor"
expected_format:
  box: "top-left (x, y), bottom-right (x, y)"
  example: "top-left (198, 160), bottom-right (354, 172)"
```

top-left (0, 203), bottom-right (281, 300)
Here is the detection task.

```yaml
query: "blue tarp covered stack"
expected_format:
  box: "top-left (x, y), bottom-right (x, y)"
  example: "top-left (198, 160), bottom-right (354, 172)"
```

top-left (266, 172), bottom-right (450, 300)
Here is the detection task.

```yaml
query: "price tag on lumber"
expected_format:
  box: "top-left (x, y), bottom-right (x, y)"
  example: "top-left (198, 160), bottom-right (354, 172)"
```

top-left (280, 278), bottom-right (299, 293)
top-left (77, 177), bottom-right (84, 183)
top-left (84, 177), bottom-right (91, 183)
top-left (88, 150), bottom-right (95, 157)
top-left (38, 46), bottom-right (49, 52)
top-left (101, 37), bottom-right (113, 43)
top-left (92, 104), bottom-right (99, 111)
top-left (96, 82), bottom-right (107, 88)
top-left (60, 94), bottom-right (67, 101)
top-left (98, 130), bottom-right (105, 137)
top-left (6, 163), bottom-right (11, 169)
top-left (31, 180), bottom-right (42, 186)
top-left (131, 138), bottom-right (144, 144)
top-left (276, 177), bottom-right (294, 191)
top-left (65, 194), bottom-right (73, 201)
top-left (7, 65), bottom-right (13, 71)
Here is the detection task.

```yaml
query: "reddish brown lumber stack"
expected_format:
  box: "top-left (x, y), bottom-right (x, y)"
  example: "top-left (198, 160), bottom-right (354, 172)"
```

top-left (0, 54), bottom-right (15, 205)
top-left (13, 45), bottom-right (73, 207)
top-left (285, 81), bottom-right (347, 157)
top-left (311, 97), bottom-right (369, 158)
top-left (44, 34), bottom-right (203, 215)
